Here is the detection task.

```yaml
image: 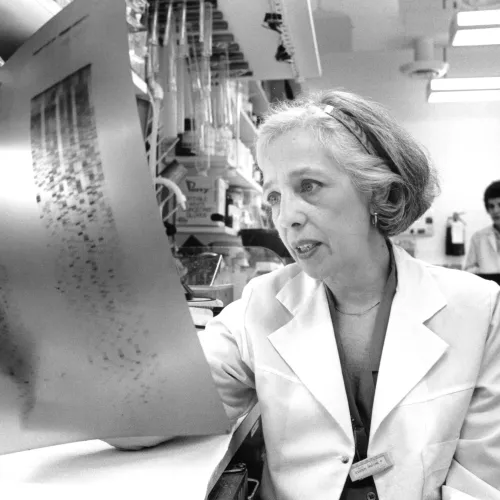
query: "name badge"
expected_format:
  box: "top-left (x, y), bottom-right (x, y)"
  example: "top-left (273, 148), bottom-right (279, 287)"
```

top-left (349, 452), bottom-right (393, 482)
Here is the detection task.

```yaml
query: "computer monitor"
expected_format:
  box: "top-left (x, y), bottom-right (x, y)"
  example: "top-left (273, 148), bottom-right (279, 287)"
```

top-left (239, 229), bottom-right (293, 263)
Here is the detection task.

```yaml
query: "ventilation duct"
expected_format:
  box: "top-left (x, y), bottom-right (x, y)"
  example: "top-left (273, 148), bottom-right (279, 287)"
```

top-left (400, 37), bottom-right (449, 80)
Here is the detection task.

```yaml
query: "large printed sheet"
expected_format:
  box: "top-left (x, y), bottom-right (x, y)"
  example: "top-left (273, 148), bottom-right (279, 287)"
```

top-left (0, 0), bottom-right (230, 455)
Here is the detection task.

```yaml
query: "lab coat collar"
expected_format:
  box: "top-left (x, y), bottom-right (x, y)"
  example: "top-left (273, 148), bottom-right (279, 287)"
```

top-left (369, 246), bottom-right (449, 442)
top-left (488, 226), bottom-right (498, 253)
top-left (275, 269), bottom-right (321, 316)
top-left (269, 245), bottom-right (449, 445)
top-left (271, 274), bottom-right (354, 445)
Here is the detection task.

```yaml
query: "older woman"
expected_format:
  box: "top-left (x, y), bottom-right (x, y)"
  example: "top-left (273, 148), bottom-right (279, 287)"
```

top-left (107, 91), bottom-right (500, 500)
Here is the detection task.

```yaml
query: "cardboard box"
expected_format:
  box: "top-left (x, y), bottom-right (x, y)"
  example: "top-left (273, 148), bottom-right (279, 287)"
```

top-left (177, 175), bottom-right (227, 226)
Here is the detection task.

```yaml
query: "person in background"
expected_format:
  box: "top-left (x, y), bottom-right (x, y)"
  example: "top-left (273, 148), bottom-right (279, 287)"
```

top-left (106, 90), bottom-right (500, 500)
top-left (464, 180), bottom-right (500, 274)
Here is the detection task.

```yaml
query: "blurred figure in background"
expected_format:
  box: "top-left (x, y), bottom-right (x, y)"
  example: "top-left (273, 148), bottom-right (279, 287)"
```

top-left (464, 180), bottom-right (500, 274)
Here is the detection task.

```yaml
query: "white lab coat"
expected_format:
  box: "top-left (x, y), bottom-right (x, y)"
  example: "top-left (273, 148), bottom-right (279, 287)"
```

top-left (464, 226), bottom-right (500, 274)
top-left (199, 245), bottom-right (500, 500)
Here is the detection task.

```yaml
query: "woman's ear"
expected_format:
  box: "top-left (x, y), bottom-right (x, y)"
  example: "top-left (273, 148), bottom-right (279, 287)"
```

top-left (370, 185), bottom-right (390, 210)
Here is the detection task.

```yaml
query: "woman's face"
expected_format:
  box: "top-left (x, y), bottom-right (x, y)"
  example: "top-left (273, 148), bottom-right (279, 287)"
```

top-left (486, 196), bottom-right (500, 228)
top-left (259, 127), bottom-right (378, 281)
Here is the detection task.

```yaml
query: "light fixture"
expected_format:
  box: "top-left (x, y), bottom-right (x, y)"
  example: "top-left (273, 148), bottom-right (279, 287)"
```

top-left (427, 76), bottom-right (500, 102)
top-left (450, 9), bottom-right (500, 46)
top-left (400, 37), bottom-right (449, 79)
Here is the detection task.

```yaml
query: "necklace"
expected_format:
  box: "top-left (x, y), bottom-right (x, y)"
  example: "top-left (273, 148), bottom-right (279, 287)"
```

top-left (334, 301), bottom-right (381, 316)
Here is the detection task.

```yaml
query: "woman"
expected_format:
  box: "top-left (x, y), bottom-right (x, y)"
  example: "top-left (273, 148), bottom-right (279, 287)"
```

top-left (464, 180), bottom-right (500, 274)
top-left (107, 91), bottom-right (500, 500)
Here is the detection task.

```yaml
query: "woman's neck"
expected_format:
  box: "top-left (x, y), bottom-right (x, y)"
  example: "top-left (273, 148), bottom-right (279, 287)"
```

top-left (323, 236), bottom-right (391, 309)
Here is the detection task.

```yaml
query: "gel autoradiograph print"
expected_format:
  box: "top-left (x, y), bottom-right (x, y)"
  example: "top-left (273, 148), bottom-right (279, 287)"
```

top-left (30, 66), bottom-right (149, 380)
top-left (0, 0), bottom-right (228, 456)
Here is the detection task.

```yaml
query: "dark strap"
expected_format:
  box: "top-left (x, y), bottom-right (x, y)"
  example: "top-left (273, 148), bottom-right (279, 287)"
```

top-left (326, 294), bottom-right (368, 460)
top-left (325, 243), bottom-right (397, 461)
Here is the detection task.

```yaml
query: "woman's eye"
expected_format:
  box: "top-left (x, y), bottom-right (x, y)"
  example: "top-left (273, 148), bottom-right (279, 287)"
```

top-left (267, 192), bottom-right (281, 206)
top-left (301, 180), bottom-right (320, 194)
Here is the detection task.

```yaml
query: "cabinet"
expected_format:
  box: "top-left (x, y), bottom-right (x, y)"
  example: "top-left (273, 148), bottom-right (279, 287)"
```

top-left (1, 0), bottom-right (321, 80)
top-left (217, 0), bottom-right (321, 81)
top-left (1, 0), bottom-right (320, 244)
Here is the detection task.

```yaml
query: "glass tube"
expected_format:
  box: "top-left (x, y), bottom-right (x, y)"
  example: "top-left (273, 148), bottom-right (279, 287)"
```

top-left (178, 0), bottom-right (188, 58)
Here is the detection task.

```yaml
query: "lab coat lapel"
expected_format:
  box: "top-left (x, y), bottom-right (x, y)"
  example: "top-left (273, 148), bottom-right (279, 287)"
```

top-left (370, 247), bottom-right (449, 441)
top-left (269, 272), bottom-right (353, 444)
top-left (487, 228), bottom-right (497, 253)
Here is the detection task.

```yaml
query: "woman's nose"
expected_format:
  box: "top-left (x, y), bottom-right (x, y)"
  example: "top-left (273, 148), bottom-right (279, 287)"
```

top-left (276, 192), bottom-right (306, 229)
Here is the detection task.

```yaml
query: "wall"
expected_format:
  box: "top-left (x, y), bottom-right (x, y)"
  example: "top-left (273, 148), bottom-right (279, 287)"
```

top-left (404, 112), bottom-right (500, 266)
top-left (304, 47), bottom-right (500, 265)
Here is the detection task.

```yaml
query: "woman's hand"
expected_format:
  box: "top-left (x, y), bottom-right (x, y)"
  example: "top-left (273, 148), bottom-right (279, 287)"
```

top-left (103, 436), bottom-right (174, 451)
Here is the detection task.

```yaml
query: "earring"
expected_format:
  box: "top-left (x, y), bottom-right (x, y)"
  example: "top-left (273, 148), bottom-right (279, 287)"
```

top-left (371, 212), bottom-right (378, 227)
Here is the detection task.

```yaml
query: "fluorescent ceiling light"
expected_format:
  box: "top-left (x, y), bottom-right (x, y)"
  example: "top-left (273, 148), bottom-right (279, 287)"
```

top-left (456, 9), bottom-right (500, 26)
top-left (428, 89), bottom-right (500, 102)
top-left (427, 76), bottom-right (500, 102)
top-left (453, 27), bottom-right (500, 45)
top-left (450, 9), bottom-right (500, 46)
top-left (430, 76), bottom-right (500, 91)
top-left (428, 76), bottom-right (500, 102)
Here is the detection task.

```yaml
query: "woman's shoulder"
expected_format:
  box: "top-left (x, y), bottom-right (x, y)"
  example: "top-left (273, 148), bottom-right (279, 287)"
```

top-left (421, 260), bottom-right (499, 307)
top-left (471, 225), bottom-right (494, 240)
top-left (395, 245), bottom-right (498, 303)
top-left (246, 262), bottom-right (303, 294)
top-left (425, 262), bottom-right (492, 286)
top-left (217, 263), bottom-right (308, 335)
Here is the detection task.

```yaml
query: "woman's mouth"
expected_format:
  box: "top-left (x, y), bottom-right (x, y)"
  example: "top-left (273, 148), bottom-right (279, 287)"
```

top-left (294, 241), bottom-right (321, 259)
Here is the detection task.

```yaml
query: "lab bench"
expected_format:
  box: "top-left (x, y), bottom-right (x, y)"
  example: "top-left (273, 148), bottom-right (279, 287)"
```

top-left (0, 404), bottom-right (262, 500)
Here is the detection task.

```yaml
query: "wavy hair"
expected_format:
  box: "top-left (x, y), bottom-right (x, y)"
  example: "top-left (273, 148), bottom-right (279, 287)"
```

top-left (256, 89), bottom-right (440, 237)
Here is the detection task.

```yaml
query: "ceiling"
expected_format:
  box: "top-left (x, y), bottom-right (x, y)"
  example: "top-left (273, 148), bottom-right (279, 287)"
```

top-left (304, 0), bottom-right (500, 105)
top-left (0, 0), bottom-right (320, 80)
top-left (310, 0), bottom-right (500, 54)
top-left (0, 0), bottom-right (485, 61)
top-left (0, 0), bottom-right (60, 60)
top-left (3, 0), bottom-right (500, 80)
top-left (300, 0), bottom-right (500, 120)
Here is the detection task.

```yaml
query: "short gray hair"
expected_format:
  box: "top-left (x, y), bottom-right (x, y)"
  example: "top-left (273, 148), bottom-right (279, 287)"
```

top-left (256, 89), bottom-right (440, 237)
